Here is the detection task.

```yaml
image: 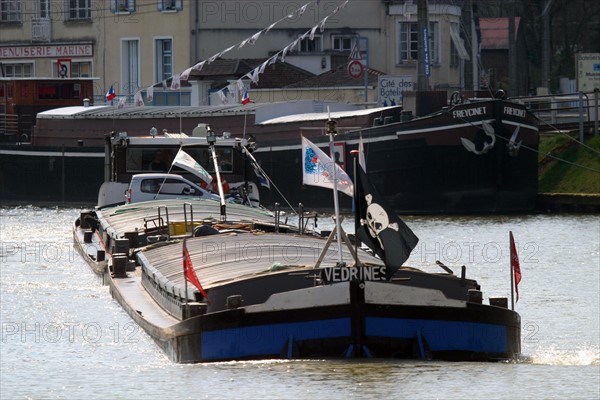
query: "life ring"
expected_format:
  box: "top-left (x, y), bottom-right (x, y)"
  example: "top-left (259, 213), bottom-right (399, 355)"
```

top-left (450, 91), bottom-right (463, 106)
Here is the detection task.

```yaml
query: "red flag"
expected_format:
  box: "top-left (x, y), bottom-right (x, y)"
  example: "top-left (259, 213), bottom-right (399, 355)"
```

top-left (509, 231), bottom-right (521, 302)
top-left (183, 238), bottom-right (209, 300)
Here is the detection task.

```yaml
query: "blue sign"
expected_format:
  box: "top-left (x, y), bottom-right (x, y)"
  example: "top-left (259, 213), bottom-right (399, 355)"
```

top-left (422, 27), bottom-right (431, 77)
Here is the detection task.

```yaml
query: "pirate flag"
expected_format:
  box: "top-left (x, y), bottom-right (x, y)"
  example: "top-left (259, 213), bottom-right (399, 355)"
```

top-left (355, 166), bottom-right (419, 277)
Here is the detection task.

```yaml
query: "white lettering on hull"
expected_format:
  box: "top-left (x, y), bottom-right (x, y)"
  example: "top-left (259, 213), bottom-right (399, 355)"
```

top-left (503, 106), bottom-right (527, 118)
top-left (321, 266), bottom-right (387, 283)
top-left (452, 107), bottom-right (487, 119)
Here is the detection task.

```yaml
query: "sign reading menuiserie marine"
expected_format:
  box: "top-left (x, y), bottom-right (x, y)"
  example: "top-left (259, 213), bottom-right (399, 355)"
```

top-left (576, 53), bottom-right (600, 91)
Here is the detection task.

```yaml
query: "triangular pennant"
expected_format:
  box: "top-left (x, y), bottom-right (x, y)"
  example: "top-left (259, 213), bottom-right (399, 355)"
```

top-left (133, 91), bottom-right (144, 106)
top-left (309, 24), bottom-right (318, 40)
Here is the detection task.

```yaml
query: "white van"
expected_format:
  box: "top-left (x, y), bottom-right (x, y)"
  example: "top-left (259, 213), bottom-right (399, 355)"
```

top-left (126, 173), bottom-right (218, 203)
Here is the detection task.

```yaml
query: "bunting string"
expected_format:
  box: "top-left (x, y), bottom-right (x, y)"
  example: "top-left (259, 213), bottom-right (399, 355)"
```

top-left (126, 0), bottom-right (350, 107)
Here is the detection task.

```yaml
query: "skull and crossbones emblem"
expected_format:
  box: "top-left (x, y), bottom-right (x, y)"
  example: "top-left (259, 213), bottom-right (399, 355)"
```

top-left (360, 194), bottom-right (398, 249)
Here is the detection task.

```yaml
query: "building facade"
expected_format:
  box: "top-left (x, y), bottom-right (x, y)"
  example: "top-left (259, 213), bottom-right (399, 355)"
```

top-left (1, 0), bottom-right (475, 106)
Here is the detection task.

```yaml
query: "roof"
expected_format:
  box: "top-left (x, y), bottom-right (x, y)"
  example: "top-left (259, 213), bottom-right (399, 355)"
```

top-left (36, 103), bottom-right (267, 119)
top-left (257, 106), bottom-right (394, 125)
top-left (286, 64), bottom-right (384, 88)
top-left (35, 101), bottom-right (356, 120)
top-left (186, 58), bottom-right (314, 89)
top-left (479, 17), bottom-right (521, 50)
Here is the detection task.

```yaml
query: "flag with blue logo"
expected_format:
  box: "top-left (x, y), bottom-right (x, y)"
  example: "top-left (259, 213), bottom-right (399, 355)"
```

top-left (301, 136), bottom-right (353, 197)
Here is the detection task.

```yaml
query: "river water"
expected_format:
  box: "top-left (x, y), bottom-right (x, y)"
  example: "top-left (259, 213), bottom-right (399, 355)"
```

top-left (1, 206), bottom-right (598, 399)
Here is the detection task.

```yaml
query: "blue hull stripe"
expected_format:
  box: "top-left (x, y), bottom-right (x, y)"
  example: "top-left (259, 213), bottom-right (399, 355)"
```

top-left (201, 318), bottom-right (351, 360)
top-left (366, 317), bottom-right (507, 353)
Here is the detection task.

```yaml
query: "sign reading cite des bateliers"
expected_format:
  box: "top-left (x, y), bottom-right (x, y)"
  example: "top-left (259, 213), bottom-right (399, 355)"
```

top-left (0, 44), bottom-right (93, 59)
top-left (377, 75), bottom-right (414, 107)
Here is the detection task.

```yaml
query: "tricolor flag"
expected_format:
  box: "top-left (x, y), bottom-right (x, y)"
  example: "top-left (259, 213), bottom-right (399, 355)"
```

top-left (106, 85), bottom-right (116, 101)
top-left (183, 238), bottom-right (209, 300)
top-left (241, 88), bottom-right (250, 105)
top-left (172, 149), bottom-right (213, 186)
top-left (301, 136), bottom-right (353, 197)
top-left (510, 231), bottom-right (522, 302)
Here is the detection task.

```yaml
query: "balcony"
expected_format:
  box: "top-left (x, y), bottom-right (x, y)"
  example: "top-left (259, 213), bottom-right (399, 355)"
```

top-left (31, 18), bottom-right (51, 42)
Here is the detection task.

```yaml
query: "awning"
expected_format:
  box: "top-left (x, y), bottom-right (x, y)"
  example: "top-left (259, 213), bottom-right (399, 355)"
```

top-left (450, 24), bottom-right (470, 61)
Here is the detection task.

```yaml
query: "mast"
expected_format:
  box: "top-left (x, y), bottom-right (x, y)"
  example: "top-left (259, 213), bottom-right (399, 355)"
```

top-left (206, 128), bottom-right (227, 221)
top-left (326, 117), bottom-right (345, 266)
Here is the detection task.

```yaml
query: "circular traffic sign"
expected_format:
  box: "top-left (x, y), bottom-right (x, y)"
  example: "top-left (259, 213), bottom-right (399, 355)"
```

top-left (347, 60), bottom-right (364, 79)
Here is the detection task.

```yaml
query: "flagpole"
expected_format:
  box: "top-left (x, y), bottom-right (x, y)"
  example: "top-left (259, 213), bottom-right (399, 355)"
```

top-left (510, 231), bottom-right (515, 311)
top-left (183, 240), bottom-right (189, 318)
top-left (350, 149), bottom-right (360, 266)
top-left (326, 117), bottom-right (344, 265)
top-left (207, 129), bottom-right (226, 221)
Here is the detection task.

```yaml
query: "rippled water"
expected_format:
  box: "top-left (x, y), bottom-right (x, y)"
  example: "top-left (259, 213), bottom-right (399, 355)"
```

top-left (1, 206), bottom-right (598, 399)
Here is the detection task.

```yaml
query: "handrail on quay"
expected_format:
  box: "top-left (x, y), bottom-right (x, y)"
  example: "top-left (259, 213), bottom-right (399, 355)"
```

top-left (514, 90), bottom-right (599, 140)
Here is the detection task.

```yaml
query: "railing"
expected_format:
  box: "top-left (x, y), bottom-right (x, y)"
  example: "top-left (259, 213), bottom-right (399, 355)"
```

top-left (31, 18), bottom-right (51, 42)
top-left (0, 114), bottom-right (20, 142)
top-left (0, 113), bottom-right (34, 144)
top-left (514, 91), bottom-right (600, 136)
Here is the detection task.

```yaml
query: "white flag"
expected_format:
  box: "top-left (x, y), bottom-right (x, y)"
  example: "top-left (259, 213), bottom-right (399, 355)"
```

top-left (146, 85), bottom-right (154, 102)
top-left (359, 134), bottom-right (366, 172)
top-left (309, 24), bottom-right (318, 40)
top-left (172, 149), bottom-right (213, 186)
top-left (180, 67), bottom-right (192, 81)
top-left (247, 31), bottom-right (262, 45)
top-left (117, 96), bottom-right (126, 109)
top-left (302, 136), bottom-right (353, 197)
top-left (192, 61), bottom-right (205, 72)
top-left (133, 91), bottom-right (144, 107)
top-left (170, 74), bottom-right (181, 90)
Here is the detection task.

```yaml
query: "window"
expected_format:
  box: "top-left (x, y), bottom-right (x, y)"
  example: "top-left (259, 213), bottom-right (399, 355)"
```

top-left (66, 0), bottom-right (91, 20)
top-left (0, 0), bottom-right (21, 22)
top-left (121, 39), bottom-right (140, 96)
top-left (429, 22), bottom-right (439, 64)
top-left (36, 83), bottom-right (82, 100)
top-left (71, 61), bottom-right (92, 77)
top-left (297, 35), bottom-right (322, 53)
top-left (398, 21), bottom-right (439, 64)
top-left (332, 35), bottom-right (354, 52)
top-left (3, 63), bottom-right (33, 77)
top-left (111, 0), bottom-right (135, 13)
top-left (450, 41), bottom-right (459, 68)
top-left (150, 91), bottom-right (190, 106)
top-left (157, 0), bottom-right (182, 11)
top-left (155, 38), bottom-right (172, 82)
top-left (36, 0), bottom-right (49, 18)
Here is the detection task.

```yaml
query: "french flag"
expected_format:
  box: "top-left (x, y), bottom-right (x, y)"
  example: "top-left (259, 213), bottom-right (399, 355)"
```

top-left (106, 85), bottom-right (116, 101)
top-left (241, 88), bottom-right (250, 105)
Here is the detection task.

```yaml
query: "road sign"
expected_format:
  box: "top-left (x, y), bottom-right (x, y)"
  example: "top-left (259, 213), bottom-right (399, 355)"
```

top-left (576, 53), bottom-right (600, 91)
top-left (348, 60), bottom-right (364, 79)
top-left (349, 42), bottom-right (362, 60)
